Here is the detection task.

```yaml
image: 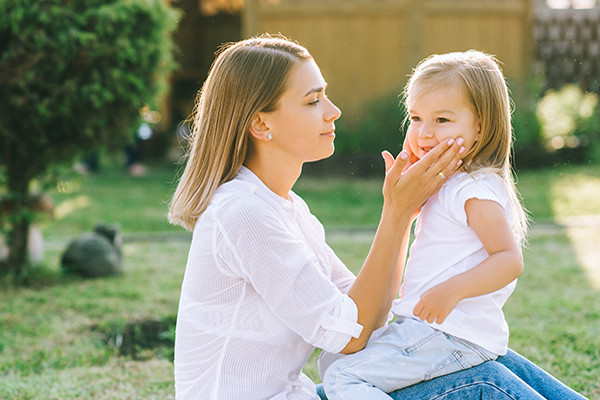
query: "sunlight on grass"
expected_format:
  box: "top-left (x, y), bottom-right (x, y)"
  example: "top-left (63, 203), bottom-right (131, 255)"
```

top-left (549, 172), bottom-right (600, 217)
top-left (564, 226), bottom-right (600, 289)
top-left (546, 170), bottom-right (600, 289)
top-left (54, 195), bottom-right (90, 220)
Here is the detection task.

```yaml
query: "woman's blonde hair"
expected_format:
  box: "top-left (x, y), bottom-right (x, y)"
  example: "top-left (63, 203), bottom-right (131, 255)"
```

top-left (403, 50), bottom-right (529, 244)
top-left (168, 34), bottom-right (312, 231)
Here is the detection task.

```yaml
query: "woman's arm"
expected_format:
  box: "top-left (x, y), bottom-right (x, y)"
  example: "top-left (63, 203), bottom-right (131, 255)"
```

top-left (412, 198), bottom-right (523, 325)
top-left (342, 138), bottom-right (464, 354)
top-left (373, 223), bottom-right (411, 330)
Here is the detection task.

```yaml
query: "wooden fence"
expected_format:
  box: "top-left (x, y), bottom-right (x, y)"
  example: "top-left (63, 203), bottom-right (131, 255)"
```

top-left (242, 0), bottom-right (533, 120)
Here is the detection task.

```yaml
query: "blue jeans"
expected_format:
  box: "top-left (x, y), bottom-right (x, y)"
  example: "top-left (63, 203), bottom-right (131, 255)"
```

top-left (322, 317), bottom-right (497, 399)
top-left (316, 349), bottom-right (587, 400)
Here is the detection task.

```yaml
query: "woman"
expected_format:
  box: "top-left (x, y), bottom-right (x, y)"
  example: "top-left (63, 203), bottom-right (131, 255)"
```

top-left (168, 35), bottom-right (584, 400)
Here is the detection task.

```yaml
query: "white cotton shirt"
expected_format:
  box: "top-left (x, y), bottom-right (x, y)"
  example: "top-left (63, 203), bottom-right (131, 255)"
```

top-left (391, 172), bottom-right (517, 356)
top-left (174, 166), bottom-right (362, 400)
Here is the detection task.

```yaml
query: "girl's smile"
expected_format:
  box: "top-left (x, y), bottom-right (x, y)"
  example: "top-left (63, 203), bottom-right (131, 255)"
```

top-left (406, 82), bottom-right (480, 161)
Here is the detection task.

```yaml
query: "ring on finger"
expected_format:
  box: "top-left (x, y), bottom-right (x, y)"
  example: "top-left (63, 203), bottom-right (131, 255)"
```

top-left (438, 172), bottom-right (447, 180)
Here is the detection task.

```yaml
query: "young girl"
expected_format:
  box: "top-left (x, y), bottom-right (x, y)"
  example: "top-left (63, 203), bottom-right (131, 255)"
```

top-left (321, 51), bottom-right (534, 399)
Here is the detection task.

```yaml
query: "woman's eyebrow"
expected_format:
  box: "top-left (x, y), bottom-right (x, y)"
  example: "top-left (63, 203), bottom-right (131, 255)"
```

top-left (304, 84), bottom-right (327, 97)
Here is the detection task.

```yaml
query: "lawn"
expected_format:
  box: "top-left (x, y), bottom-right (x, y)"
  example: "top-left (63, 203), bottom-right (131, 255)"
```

top-left (1, 161), bottom-right (599, 399)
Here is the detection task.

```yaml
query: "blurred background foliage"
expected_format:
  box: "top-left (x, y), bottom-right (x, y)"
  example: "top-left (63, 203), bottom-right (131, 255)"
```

top-left (0, 0), bottom-right (179, 277)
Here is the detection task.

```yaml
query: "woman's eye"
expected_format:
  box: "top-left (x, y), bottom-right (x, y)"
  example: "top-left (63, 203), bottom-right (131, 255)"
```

top-left (410, 116), bottom-right (420, 122)
top-left (308, 99), bottom-right (320, 106)
top-left (437, 117), bottom-right (449, 123)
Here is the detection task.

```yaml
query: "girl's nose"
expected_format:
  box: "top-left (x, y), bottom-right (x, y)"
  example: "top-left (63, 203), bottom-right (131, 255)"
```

top-left (418, 123), bottom-right (434, 139)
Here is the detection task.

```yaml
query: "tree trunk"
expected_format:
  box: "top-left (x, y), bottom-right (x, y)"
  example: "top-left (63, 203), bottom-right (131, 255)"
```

top-left (1, 169), bottom-right (32, 278)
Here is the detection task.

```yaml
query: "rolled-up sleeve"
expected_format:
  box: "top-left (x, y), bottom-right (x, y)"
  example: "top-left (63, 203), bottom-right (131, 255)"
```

top-left (216, 196), bottom-right (363, 354)
top-left (317, 294), bottom-right (363, 353)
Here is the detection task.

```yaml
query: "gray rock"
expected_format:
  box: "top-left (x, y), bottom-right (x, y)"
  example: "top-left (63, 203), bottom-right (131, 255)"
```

top-left (61, 224), bottom-right (122, 278)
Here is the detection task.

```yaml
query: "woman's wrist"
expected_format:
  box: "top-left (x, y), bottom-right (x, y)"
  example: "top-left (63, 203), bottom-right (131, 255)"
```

top-left (381, 201), bottom-right (414, 226)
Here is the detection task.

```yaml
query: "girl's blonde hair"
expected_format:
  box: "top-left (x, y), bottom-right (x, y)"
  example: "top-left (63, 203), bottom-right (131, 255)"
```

top-left (168, 34), bottom-right (312, 231)
top-left (404, 50), bottom-right (529, 244)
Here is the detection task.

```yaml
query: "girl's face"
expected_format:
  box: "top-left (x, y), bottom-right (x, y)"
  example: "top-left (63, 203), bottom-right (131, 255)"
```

top-left (406, 82), bottom-right (481, 161)
top-left (260, 60), bottom-right (341, 165)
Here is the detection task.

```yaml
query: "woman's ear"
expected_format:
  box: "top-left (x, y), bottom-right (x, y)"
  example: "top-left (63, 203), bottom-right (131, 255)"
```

top-left (249, 112), bottom-right (272, 142)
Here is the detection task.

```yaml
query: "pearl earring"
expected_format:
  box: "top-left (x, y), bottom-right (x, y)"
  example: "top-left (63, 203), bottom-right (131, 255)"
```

top-left (267, 133), bottom-right (273, 141)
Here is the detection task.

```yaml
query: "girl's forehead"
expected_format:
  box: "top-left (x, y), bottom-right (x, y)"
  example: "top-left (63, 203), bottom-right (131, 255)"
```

top-left (408, 80), bottom-right (466, 104)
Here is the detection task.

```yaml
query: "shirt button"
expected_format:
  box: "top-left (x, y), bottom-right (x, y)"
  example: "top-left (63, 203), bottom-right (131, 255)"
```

top-left (288, 370), bottom-right (300, 380)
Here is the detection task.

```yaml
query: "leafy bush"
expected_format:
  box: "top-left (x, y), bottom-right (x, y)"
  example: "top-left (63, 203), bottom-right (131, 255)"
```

top-left (335, 90), bottom-right (407, 155)
top-left (536, 84), bottom-right (600, 156)
top-left (0, 0), bottom-right (179, 277)
top-left (509, 78), bottom-right (548, 169)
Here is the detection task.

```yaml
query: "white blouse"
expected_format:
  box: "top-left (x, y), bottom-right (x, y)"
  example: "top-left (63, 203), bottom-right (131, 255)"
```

top-left (174, 167), bottom-right (362, 400)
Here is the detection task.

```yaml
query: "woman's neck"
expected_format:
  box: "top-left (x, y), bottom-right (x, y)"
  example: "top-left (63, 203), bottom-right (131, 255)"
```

top-left (243, 157), bottom-right (302, 200)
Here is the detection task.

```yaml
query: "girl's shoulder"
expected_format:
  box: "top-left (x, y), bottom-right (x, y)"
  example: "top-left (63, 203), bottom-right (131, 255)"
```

top-left (446, 170), bottom-right (504, 190)
top-left (442, 170), bottom-right (509, 206)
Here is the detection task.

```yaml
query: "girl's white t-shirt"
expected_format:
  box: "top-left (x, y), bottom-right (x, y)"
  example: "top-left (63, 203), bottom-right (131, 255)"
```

top-left (174, 166), bottom-right (362, 400)
top-left (391, 172), bottom-right (517, 356)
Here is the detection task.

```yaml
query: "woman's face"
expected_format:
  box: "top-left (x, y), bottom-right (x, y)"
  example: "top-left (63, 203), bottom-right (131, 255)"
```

top-left (405, 82), bottom-right (480, 161)
top-left (260, 60), bottom-right (341, 164)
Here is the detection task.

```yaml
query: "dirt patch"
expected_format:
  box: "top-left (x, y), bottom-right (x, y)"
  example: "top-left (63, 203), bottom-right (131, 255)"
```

top-left (95, 316), bottom-right (176, 360)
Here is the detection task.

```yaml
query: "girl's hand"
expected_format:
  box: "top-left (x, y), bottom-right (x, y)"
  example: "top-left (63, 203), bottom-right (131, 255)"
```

top-left (412, 280), bottom-right (462, 324)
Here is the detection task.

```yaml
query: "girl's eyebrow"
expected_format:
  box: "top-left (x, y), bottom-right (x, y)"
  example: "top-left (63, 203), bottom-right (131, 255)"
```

top-left (434, 109), bottom-right (457, 115)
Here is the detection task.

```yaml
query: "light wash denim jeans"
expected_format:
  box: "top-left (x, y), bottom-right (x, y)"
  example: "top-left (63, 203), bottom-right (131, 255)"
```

top-left (316, 349), bottom-right (588, 400)
top-left (321, 317), bottom-right (497, 399)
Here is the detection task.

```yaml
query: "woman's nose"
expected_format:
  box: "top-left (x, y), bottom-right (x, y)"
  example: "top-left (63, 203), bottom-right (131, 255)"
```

top-left (326, 98), bottom-right (341, 122)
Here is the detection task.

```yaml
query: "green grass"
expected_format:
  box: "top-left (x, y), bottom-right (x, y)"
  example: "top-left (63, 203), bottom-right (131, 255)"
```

top-left (44, 163), bottom-right (181, 238)
top-left (1, 162), bottom-right (599, 399)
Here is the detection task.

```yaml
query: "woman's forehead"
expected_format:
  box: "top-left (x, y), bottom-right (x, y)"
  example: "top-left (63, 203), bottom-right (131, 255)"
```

top-left (286, 60), bottom-right (326, 95)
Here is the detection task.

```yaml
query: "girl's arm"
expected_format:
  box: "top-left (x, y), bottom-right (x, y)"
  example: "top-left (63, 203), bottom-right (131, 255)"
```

top-left (413, 198), bottom-right (524, 325)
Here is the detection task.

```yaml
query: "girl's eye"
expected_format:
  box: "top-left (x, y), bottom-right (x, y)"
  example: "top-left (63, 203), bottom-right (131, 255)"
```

top-left (308, 99), bottom-right (320, 106)
top-left (437, 117), bottom-right (449, 123)
top-left (410, 116), bottom-right (420, 122)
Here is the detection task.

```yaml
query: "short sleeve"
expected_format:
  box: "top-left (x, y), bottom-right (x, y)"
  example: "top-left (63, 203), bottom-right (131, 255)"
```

top-left (447, 174), bottom-right (509, 227)
top-left (216, 195), bottom-right (363, 353)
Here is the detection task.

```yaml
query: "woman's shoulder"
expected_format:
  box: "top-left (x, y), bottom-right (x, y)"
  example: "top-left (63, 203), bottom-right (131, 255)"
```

top-left (210, 179), bottom-right (272, 219)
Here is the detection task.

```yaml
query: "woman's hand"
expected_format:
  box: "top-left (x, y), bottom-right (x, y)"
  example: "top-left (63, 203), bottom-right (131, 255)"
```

top-left (381, 137), bottom-right (465, 218)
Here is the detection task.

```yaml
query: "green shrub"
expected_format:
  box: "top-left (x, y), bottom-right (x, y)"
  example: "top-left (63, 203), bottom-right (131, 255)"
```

top-left (0, 0), bottom-right (179, 277)
top-left (536, 84), bottom-right (600, 164)
top-left (510, 78), bottom-right (549, 169)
